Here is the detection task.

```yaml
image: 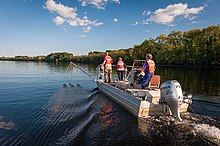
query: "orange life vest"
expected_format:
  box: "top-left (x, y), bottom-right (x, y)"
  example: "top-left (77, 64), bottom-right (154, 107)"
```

top-left (147, 60), bottom-right (155, 73)
top-left (117, 60), bottom-right (124, 70)
top-left (104, 56), bottom-right (113, 65)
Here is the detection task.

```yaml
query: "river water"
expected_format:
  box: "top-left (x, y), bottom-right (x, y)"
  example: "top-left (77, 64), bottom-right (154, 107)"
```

top-left (0, 61), bottom-right (219, 146)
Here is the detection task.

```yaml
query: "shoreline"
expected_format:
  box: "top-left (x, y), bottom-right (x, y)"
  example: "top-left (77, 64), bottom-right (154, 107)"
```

top-left (0, 60), bottom-right (219, 69)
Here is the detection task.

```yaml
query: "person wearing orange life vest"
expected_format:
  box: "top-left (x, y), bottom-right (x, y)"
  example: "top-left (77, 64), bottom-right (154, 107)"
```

top-left (102, 52), bottom-right (113, 83)
top-left (141, 53), bottom-right (156, 89)
top-left (117, 57), bottom-right (126, 81)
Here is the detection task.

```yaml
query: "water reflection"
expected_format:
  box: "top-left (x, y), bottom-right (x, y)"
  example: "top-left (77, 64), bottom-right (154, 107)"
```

top-left (46, 62), bottom-right (70, 73)
top-left (157, 66), bottom-right (220, 96)
top-left (96, 103), bottom-right (113, 128)
top-left (0, 116), bottom-right (15, 130)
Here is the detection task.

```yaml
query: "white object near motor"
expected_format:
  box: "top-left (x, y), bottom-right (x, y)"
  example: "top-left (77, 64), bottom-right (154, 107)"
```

top-left (160, 80), bottom-right (183, 121)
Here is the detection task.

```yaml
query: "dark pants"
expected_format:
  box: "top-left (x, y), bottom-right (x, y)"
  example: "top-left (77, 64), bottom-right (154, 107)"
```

top-left (117, 70), bottom-right (124, 81)
top-left (141, 72), bottom-right (154, 89)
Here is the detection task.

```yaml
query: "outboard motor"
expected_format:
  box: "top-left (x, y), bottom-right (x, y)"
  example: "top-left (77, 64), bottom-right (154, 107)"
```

top-left (160, 80), bottom-right (183, 121)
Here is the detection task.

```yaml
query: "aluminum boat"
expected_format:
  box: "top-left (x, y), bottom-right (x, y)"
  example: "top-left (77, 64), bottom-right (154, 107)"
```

top-left (95, 60), bottom-right (192, 121)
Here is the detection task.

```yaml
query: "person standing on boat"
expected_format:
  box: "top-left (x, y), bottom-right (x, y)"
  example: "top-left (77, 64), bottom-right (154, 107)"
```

top-left (102, 52), bottom-right (113, 83)
top-left (141, 53), bottom-right (155, 89)
top-left (117, 57), bottom-right (126, 81)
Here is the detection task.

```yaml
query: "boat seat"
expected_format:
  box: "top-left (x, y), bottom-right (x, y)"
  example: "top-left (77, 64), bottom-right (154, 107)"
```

top-left (148, 75), bottom-right (161, 89)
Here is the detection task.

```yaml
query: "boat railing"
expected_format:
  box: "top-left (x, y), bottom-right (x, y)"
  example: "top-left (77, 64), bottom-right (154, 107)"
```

top-left (96, 64), bottom-right (130, 82)
top-left (96, 60), bottom-right (146, 83)
top-left (96, 65), bottom-right (104, 81)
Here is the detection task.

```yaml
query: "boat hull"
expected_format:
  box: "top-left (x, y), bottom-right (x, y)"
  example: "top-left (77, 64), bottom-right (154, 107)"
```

top-left (96, 80), bottom-right (140, 117)
top-left (96, 80), bottom-right (168, 118)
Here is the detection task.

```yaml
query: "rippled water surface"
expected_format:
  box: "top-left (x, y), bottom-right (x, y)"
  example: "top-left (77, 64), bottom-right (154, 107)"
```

top-left (0, 61), bottom-right (219, 145)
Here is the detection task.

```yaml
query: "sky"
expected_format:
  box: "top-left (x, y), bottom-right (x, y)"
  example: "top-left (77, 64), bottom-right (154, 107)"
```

top-left (0, 0), bottom-right (219, 56)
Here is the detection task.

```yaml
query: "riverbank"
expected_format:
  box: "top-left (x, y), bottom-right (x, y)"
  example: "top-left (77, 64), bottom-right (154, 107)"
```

top-left (1, 60), bottom-right (219, 69)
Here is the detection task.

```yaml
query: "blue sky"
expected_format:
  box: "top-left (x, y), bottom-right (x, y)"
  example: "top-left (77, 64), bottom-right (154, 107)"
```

top-left (0, 0), bottom-right (219, 56)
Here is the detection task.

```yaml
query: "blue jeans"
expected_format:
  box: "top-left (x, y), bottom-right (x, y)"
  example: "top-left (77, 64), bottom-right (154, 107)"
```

top-left (141, 72), bottom-right (154, 89)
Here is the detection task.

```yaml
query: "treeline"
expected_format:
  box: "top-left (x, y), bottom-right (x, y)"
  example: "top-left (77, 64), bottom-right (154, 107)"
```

top-left (0, 52), bottom-right (73, 62)
top-left (72, 25), bottom-right (220, 66)
top-left (0, 25), bottom-right (219, 66)
top-left (0, 55), bottom-right (46, 61)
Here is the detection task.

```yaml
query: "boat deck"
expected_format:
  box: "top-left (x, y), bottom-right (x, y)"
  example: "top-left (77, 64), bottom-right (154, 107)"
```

top-left (108, 81), bottom-right (161, 104)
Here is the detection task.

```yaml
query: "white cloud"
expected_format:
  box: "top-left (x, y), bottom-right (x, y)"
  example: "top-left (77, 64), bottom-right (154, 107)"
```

top-left (83, 26), bottom-right (92, 32)
top-left (141, 19), bottom-right (149, 25)
top-left (133, 21), bottom-right (139, 26)
top-left (133, 20), bottom-right (148, 26)
top-left (168, 24), bottom-right (176, 27)
top-left (62, 27), bottom-right (68, 32)
top-left (143, 3), bottom-right (204, 25)
top-left (44, 0), bottom-right (103, 32)
top-left (53, 16), bottom-right (65, 25)
top-left (144, 30), bottom-right (150, 33)
top-left (147, 11), bottom-right (151, 15)
top-left (143, 10), bottom-right (151, 15)
top-left (80, 34), bottom-right (88, 38)
top-left (44, 0), bottom-right (78, 19)
top-left (78, 0), bottom-right (120, 9)
top-left (204, 1), bottom-right (211, 7)
top-left (192, 21), bottom-right (200, 24)
top-left (113, 18), bottom-right (118, 22)
top-left (92, 21), bottom-right (104, 26)
top-left (188, 20), bottom-right (207, 25)
top-left (188, 15), bottom-right (197, 20)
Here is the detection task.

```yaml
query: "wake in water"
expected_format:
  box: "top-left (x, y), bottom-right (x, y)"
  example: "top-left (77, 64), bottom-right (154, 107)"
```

top-left (189, 95), bottom-right (220, 120)
top-left (138, 112), bottom-right (220, 146)
top-left (2, 84), bottom-right (220, 146)
top-left (3, 84), bottom-right (101, 146)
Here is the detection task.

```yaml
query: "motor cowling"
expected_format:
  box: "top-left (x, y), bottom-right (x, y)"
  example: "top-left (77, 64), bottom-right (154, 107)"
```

top-left (160, 80), bottom-right (183, 121)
